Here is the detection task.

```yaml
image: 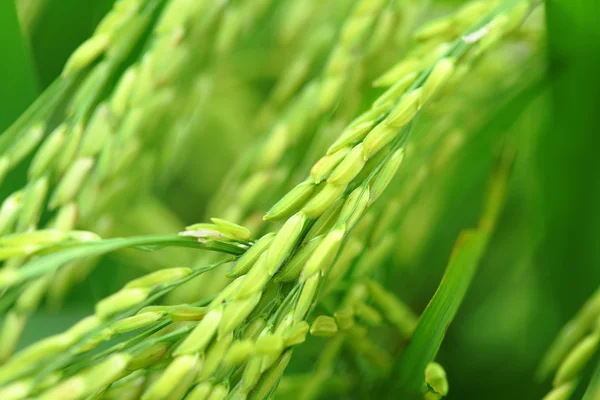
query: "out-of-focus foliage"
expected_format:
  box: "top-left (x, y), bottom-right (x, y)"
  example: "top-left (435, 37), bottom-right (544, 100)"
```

top-left (0, 0), bottom-right (598, 399)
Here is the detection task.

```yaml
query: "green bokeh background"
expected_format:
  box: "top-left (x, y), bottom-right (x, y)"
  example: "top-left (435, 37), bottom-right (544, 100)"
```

top-left (1, 0), bottom-right (598, 398)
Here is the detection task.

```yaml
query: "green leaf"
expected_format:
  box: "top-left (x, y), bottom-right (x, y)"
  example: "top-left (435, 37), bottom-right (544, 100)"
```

top-left (539, 0), bottom-right (600, 320)
top-left (390, 230), bottom-right (488, 397)
top-left (386, 144), bottom-right (515, 397)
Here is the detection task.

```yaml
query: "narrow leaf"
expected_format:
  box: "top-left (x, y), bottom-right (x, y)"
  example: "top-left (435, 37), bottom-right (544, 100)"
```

top-left (391, 230), bottom-right (488, 397)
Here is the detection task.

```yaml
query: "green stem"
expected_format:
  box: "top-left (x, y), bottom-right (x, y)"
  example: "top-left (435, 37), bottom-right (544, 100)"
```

top-left (4, 234), bottom-right (245, 290)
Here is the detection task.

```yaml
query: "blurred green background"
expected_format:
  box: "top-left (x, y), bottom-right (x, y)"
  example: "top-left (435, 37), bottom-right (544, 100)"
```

top-left (1, 0), bottom-right (599, 399)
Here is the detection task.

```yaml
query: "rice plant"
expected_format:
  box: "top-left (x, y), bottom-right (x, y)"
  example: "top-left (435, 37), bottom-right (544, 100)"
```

top-left (0, 0), bottom-right (598, 399)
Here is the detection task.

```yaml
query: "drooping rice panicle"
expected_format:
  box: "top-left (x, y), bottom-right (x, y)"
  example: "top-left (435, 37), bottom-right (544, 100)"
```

top-left (147, 3), bottom-right (539, 397)
top-left (209, 0), bottom-right (395, 223)
top-left (0, 0), bottom-right (251, 359)
top-left (171, 0), bottom-right (422, 306)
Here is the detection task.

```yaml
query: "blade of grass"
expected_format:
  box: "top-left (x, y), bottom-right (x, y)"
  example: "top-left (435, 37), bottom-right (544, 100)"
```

top-left (538, 0), bottom-right (600, 318)
top-left (391, 230), bottom-right (488, 398)
top-left (384, 143), bottom-right (515, 398)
